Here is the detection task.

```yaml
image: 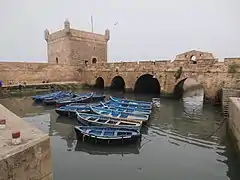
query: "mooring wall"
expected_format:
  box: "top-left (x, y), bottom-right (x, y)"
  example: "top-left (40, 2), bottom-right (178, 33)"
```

top-left (228, 97), bottom-right (240, 158)
top-left (0, 104), bottom-right (52, 180)
top-left (0, 62), bottom-right (80, 85)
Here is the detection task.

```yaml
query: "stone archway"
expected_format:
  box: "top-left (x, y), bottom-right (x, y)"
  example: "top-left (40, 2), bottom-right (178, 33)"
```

top-left (173, 78), bottom-right (204, 99)
top-left (134, 74), bottom-right (161, 94)
top-left (95, 77), bottom-right (104, 89)
top-left (110, 76), bottom-right (125, 91)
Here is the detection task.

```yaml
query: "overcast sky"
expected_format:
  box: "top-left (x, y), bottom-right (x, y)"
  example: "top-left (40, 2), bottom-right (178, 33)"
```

top-left (0, 0), bottom-right (239, 62)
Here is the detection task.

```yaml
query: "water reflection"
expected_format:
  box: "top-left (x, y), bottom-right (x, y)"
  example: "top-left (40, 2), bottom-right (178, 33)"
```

top-left (182, 93), bottom-right (204, 119)
top-left (2, 91), bottom-right (240, 180)
top-left (75, 141), bottom-right (140, 155)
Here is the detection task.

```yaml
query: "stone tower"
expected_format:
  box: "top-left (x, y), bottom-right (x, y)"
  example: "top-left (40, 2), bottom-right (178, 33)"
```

top-left (44, 19), bottom-right (110, 65)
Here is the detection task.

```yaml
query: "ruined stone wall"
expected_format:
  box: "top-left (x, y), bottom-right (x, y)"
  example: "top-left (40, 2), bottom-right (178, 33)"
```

top-left (0, 62), bottom-right (80, 85)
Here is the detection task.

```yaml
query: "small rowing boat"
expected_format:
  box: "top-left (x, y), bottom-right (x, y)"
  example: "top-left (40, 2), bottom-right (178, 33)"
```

top-left (99, 101), bottom-right (151, 115)
top-left (76, 112), bottom-right (142, 129)
top-left (90, 106), bottom-right (149, 123)
top-left (74, 126), bottom-right (141, 145)
top-left (91, 94), bottom-right (106, 102)
top-left (109, 96), bottom-right (152, 110)
top-left (31, 91), bottom-right (61, 102)
top-left (56, 93), bottom-right (93, 107)
top-left (55, 102), bottom-right (101, 116)
top-left (43, 92), bottom-right (74, 105)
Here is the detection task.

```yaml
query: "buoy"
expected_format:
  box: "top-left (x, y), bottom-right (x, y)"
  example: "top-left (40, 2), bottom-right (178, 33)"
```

top-left (12, 131), bottom-right (21, 145)
top-left (0, 119), bottom-right (6, 129)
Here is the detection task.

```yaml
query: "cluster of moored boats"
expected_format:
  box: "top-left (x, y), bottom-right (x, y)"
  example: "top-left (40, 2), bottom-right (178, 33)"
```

top-left (32, 91), bottom-right (153, 145)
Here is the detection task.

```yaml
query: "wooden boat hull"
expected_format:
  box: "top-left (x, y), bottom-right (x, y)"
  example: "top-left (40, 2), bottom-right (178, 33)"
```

top-left (109, 96), bottom-right (152, 110)
top-left (56, 93), bottom-right (93, 107)
top-left (43, 93), bottom-right (74, 105)
top-left (90, 106), bottom-right (149, 123)
top-left (74, 126), bottom-right (141, 145)
top-left (99, 101), bottom-right (151, 115)
top-left (110, 96), bottom-right (152, 106)
top-left (32, 91), bottom-right (61, 102)
top-left (76, 112), bottom-right (142, 130)
top-left (91, 95), bottom-right (106, 102)
top-left (55, 106), bottom-right (91, 116)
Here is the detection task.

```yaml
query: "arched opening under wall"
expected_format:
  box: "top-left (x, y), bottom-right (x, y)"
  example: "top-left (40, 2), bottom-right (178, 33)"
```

top-left (174, 78), bottom-right (204, 118)
top-left (134, 74), bottom-right (161, 94)
top-left (174, 78), bottom-right (204, 99)
top-left (110, 76), bottom-right (125, 92)
top-left (95, 77), bottom-right (104, 89)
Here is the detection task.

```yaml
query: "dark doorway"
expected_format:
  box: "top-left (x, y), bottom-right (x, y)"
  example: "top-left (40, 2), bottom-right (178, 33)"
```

top-left (56, 57), bottom-right (59, 64)
top-left (110, 76), bottom-right (125, 92)
top-left (134, 74), bottom-right (160, 94)
top-left (95, 77), bottom-right (104, 89)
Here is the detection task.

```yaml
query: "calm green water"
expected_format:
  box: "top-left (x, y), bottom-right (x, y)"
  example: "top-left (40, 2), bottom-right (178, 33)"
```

top-left (0, 90), bottom-right (240, 180)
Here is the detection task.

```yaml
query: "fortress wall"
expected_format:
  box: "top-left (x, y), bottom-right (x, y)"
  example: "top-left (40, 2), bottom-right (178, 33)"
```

top-left (0, 62), bottom-right (79, 85)
top-left (83, 60), bottom-right (229, 73)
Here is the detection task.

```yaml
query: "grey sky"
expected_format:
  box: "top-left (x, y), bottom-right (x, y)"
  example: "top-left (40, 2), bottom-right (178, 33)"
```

top-left (0, 0), bottom-right (239, 62)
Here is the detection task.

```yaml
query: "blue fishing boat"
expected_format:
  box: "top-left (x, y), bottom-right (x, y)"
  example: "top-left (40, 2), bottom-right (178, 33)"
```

top-left (109, 96), bottom-right (152, 110)
top-left (74, 126), bottom-right (141, 145)
top-left (31, 91), bottom-right (61, 102)
top-left (91, 94), bottom-right (106, 102)
top-left (55, 102), bottom-right (100, 116)
top-left (56, 93), bottom-right (93, 107)
top-left (43, 92), bottom-right (74, 105)
top-left (90, 106), bottom-right (149, 123)
top-left (110, 96), bottom-right (152, 106)
top-left (99, 101), bottom-right (151, 115)
top-left (76, 112), bottom-right (142, 129)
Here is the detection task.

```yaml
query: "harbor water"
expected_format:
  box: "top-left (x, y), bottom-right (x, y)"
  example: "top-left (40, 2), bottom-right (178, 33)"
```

top-left (0, 89), bottom-right (240, 180)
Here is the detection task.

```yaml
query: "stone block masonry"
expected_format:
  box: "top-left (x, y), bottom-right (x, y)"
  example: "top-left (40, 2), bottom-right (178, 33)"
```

top-left (0, 104), bottom-right (52, 180)
top-left (228, 97), bottom-right (240, 159)
top-left (0, 62), bottom-right (80, 85)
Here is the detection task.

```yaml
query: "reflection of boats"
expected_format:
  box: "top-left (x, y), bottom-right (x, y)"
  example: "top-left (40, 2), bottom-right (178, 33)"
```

top-left (90, 106), bottom-right (149, 122)
top-left (74, 140), bottom-right (140, 155)
top-left (74, 126), bottom-right (141, 145)
top-left (110, 96), bottom-right (152, 109)
top-left (76, 112), bottom-right (142, 129)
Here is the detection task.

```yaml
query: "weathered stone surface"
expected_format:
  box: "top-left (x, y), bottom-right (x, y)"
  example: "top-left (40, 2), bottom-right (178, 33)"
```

top-left (45, 20), bottom-right (109, 65)
top-left (228, 97), bottom-right (240, 158)
top-left (0, 62), bottom-right (79, 84)
top-left (0, 104), bottom-right (52, 180)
